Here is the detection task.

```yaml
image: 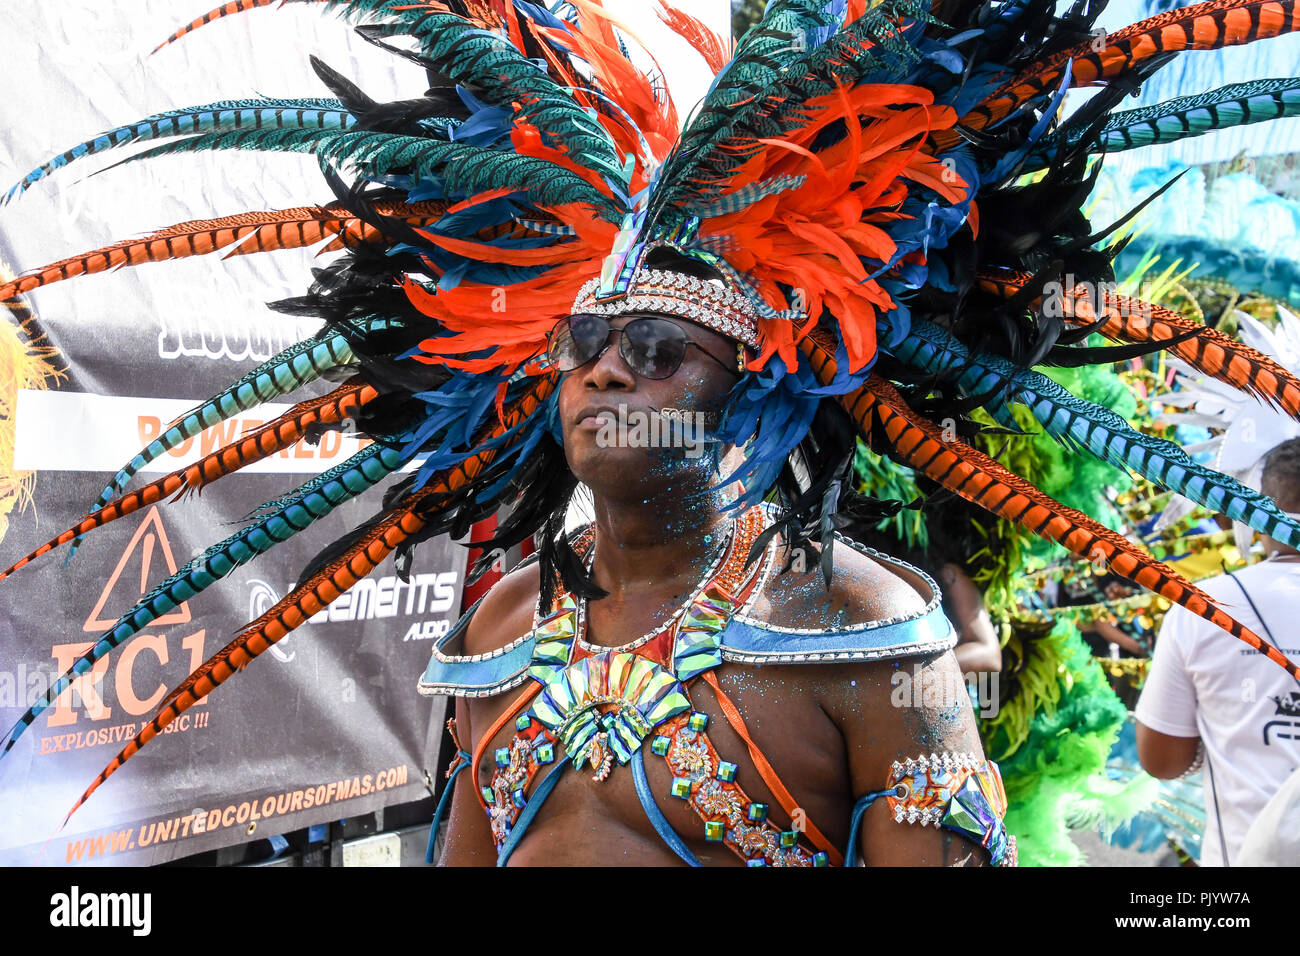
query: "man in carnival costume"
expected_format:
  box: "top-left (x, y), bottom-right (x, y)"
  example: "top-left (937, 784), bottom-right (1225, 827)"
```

top-left (4, 0), bottom-right (1300, 867)
top-left (431, 247), bottom-right (1003, 866)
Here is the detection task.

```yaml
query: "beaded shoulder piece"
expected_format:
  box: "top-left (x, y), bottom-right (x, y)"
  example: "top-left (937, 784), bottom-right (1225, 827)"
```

top-left (419, 532), bottom-right (955, 698)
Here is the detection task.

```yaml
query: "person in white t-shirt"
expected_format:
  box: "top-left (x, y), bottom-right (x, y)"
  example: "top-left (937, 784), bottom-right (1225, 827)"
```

top-left (1136, 437), bottom-right (1300, 866)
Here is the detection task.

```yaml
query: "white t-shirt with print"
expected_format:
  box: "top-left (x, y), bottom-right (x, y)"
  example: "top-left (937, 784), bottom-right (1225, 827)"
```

top-left (1135, 559), bottom-right (1300, 866)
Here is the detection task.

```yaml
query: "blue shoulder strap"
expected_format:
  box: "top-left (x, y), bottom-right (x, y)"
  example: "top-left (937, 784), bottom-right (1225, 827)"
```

top-left (496, 756), bottom-right (572, 866)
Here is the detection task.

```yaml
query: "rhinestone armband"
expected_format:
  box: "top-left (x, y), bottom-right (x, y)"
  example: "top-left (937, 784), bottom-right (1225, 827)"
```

top-left (886, 751), bottom-right (1017, 867)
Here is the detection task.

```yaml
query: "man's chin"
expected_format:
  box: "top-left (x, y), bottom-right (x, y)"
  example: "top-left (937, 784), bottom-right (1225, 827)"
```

top-left (566, 442), bottom-right (711, 494)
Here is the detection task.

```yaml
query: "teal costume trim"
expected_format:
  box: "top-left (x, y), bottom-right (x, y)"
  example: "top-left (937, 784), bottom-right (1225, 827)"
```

top-left (417, 540), bottom-right (958, 698)
top-left (844, 789), bottom-right (893, 867)
top-left (632, 749), bottom-right (702, 867)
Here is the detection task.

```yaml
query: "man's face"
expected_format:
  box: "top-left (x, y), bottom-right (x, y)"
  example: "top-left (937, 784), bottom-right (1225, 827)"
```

top-left (556, 313), bottom-right (740, 497)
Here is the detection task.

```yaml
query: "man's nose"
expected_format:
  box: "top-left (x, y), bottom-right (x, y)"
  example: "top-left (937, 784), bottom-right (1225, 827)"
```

top-left (582, 335), bottom-right (636, 389)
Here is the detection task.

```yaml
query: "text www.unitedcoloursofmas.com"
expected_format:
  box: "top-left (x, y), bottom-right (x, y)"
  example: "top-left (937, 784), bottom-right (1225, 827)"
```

top-left (62, 763), bottom-right (408, 862)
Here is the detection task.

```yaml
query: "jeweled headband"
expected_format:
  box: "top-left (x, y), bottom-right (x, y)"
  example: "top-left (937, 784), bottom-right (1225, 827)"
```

top-left (571, 269), bottom-right (761, 349)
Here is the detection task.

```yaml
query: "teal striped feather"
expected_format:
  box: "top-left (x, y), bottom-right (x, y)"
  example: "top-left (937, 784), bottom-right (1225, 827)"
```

top-left (3, 99), bottom-right (351, 204)
top-left (74, 327), bottom-right (376, 559)
top-left (3, 441), bottom-right (410, 758)
top-left (891, 319), bottom-right (1300, 549)
top-left (392, 9), bottom-right (626, 183)
top-left (1032, 77), bottom-right (1300, 165)
top-left (120, 127), bottom-right (622, 218)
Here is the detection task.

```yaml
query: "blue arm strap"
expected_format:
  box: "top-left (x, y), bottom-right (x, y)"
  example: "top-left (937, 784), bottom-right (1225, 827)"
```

top-left (844, 788), bottom-right (893, 867)
top-left (496, 755), bottom-right (572, 867)
top-left (632, 748), bottom-right (701, 867)
top-left (426, 749), bottom-right (473, 865)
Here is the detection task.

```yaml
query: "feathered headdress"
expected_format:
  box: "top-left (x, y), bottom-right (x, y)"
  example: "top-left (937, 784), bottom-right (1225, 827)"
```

top-left (3, 0), bottom-right (1300, 824)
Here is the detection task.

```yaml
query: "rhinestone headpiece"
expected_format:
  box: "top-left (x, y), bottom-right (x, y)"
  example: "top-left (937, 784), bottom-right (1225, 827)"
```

top-left (571, 269), bottom-right (761, 349)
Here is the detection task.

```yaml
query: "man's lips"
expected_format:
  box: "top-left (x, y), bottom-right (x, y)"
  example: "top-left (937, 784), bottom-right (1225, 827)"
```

top-left (573, 403), bottom-right (625, 429)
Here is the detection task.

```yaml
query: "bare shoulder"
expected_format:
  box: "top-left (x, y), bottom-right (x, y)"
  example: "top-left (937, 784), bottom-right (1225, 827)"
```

top-left (745, 535), bottom-right (929, 631)
top-left (461, 559), bottom-right (543, 656)
top-left (831, 650), bottom-right (992, 865)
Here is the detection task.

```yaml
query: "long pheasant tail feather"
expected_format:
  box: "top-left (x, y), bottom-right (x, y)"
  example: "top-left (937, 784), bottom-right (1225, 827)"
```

top-left (163, 383), bottom-right (550, 714)
top-left (1033, 77), bottom-right (1300, 163)
top-left (893, 320), bottom-right (1300, 548)
top-left (61, 373), bottom-right (558, 816)
top-left (0, 203), bottom-right (446, 302)
top-left (861, 375), bottom-right (1300, 680)
top-left (801, 339), bottom-right (1300, 681)
top-left (83, 329), bottom-right (367, 524)
top-left (152, 0), bottom-right (298, 53)
top-left (979, 271), bottom-right (1300, 420)
top-left (0, 380), bottom-right (378, 582)
top-left (1092, 296), bottom-right (1300, 421)
top-left (956, 0), bottom-right (1300, 142)
top-left (2, 100), bottom-right (354, 205)
top-left (65, 496), bottom-right (429, 823)
top-left (3, 442), bottom-right (408, 760)
top-left (0, 475), bottom-right (184, 584)
top-left (182, 378), bottom-right (380, 491)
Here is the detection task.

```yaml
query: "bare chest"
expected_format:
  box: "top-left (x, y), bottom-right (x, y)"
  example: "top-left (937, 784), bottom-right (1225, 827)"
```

top-left (465, 660), bottom-right (855, 865)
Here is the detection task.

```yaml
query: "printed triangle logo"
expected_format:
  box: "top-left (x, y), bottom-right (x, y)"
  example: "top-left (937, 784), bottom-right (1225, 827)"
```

top-left (82, 505), bottom-right (192, 632)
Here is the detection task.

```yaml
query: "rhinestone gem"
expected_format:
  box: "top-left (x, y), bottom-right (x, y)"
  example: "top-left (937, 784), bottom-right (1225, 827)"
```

top-left (515, 714), bottom-right (532, 732)
top-left (670, 777), bottom-right (693, 799)
top-left (704, 821), bottom-right (725, 842)
top-left (650, 735), bottom-right (671, 756)
top-left (687, 712), bottom-right (709, 732)
top-left (535, 742), bottom-right (555, 765)
top-left (747, 803), bottom-right (768, 823)
top-left (780, 830), bottom-right (797, 848)
top-left (494, 747), bottom-right (510, 768)
top-left (716, 761), bottom-right (737, 783)
top-left (813, 851), bottom-right (829, 867)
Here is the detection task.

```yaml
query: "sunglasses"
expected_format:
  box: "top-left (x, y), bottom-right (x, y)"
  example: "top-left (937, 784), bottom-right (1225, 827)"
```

top-left (547, 314), bottom-right (740, 380)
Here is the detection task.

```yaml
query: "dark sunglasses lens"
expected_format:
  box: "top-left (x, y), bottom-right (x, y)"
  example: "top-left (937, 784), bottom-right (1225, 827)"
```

top-left (549, 314), bottom-right (609, 370)
top-left (622, 318), bottom-right (687, 379)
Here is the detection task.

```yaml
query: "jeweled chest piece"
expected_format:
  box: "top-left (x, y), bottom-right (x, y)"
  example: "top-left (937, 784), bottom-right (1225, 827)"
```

top-left (589, 720), bottom-right (614, 783)
top-left (523, 507), bottom-right (762, 784)
top-left (532, 651), bottom-right (691, 778)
